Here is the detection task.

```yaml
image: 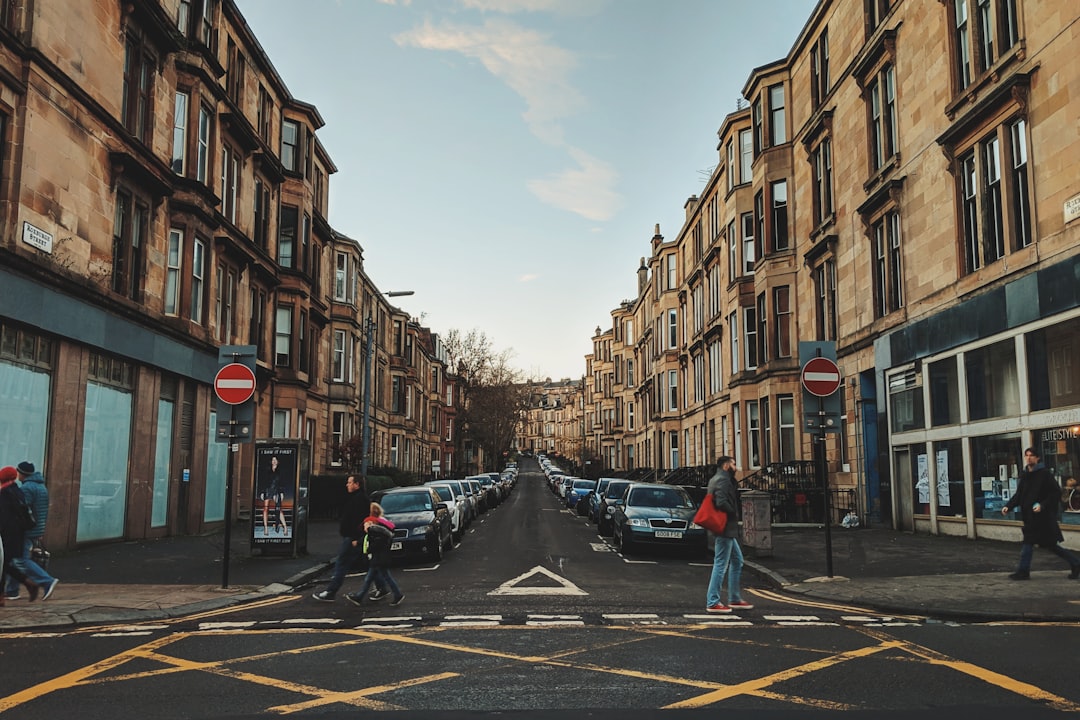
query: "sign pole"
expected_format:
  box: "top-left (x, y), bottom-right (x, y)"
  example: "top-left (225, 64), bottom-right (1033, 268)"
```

top-left (223, 434), bottom-right (234, 588)
top-left (800, 342), bottom-right (841, 579)
top-left (214, 345), bottom-right (257, 588)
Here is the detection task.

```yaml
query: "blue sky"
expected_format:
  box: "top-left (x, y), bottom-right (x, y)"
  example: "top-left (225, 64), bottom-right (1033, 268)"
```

top-left (237, 0), bottom-right (817, 381)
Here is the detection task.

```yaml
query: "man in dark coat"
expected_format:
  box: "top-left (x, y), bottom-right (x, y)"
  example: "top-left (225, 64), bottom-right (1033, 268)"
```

top-left (0, 466), bottom-right (39, 605)
top-left (312, 475), bottom-right (372, 602)
top-left (1002, 447), bottom-right (1080, 580)
top-left (704, 456), bottom-right (753, 613)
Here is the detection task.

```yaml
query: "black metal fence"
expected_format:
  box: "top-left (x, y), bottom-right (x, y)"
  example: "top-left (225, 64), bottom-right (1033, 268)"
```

top-left (743, 461), bottom-right (858, 525)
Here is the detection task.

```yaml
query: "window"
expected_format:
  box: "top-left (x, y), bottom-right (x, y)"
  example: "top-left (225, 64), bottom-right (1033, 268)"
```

top-left (872, 211), bottom-right (904, 317)
top-left (752, 98), bottom-right (763, 155)
top-left (930, 357), bottom-right (961, 426)
top-left (957, 119), bottom-right (1033, 274)
top-left (965, 338), bottom-right (1019, 421)
top-left (171, 92), bottom-right (188, 174)
top-left (249, 288), bottom-right (265, 357)
top-left (278, 204), bottom-right (297, 268)
top-left (275, 306), bottom-right (292, 367)
top-left (768, 84), bottom-right (786, 146)
top-left (177, 0), bottom-right (191, 34)
top-left (668, 309), bottom-right (678, 350)
top-left (747, 400), bottom-right (760, 468)
top-left (954, 0), bottom-right (973, 89)
top-left (810, 29), bottom-right (830, 108)
top-left (779, 396), bottom-right (796, 462)
top-left (889, 370), bottom-right (925, 433)
top-left (669, 430), bottom-right (679, 470)
top-left (773, 286), bottom-right (791, 359)
top-left (756, 293), bottom-right (768, 364)
top-left (771, 180), bottom-right (789, 251)
top-left (165, 228), bottom-right (182, 315)
top-left (254, 178), bottom-right (271, 250)
top-left (869, 65), bottom-right (898, 171)
top-left (693, 353), bottom-right (704, 404)
top-left (298, 311), bottom-right (309, 374)
top-left (199, 0), bottom-right (214, 47)
top-left (741, 212), bottom-right (755, 274)
top-left (1010, 119), bottom-right (1032, 248)
top-left (728, 219), bottom-right (737, 282)
top-left (708, 339), bottom-right (723, 395)
top-left (739, 129), bottom-right (752, 184)
top-left (273, 409), bottom-right (289, 438)
top-left (122, 31), bottom-right (155, 143)
top-left (626, 358), bottom-right (635, 387)
top-left (226, 36), bottom-right (245, 106)
top-left (726, 138), bottom-right (735, 192)
top-left (281, 119), bottom-right (298, 172)
top-left (196, 105), bottom-right (211, 183)
top-left (729, 311), bottom-right (739, 374)
top-left (627, 401), bottom-right (635, 431)
top-left (744, 306), bottom-right (758, 370)
top-left (866, 0), bottom-right (892, 32)
top-left (754, 191), bottom-right (765, 262)
top-left (761, 397), bottom-right (772, 468)
top-left (257, 85), bottom-right (272, 143)
top-left (333, 330), bottom-right (349, 382)
top-left (334, 252), bottom-right (355, 302)
top-left (220, 144), bottom-right (239, 224)
top-left (191, 237), bottom-right (205, 323)
top-left (733, 403), bottom-right (743, 468)
top-left (812, 137), bottom-right (834, 226)
top-left (215, 266), bottom-right (235, 343)
top-left (111, 190), bottom-right (148, 300)
top-left (668, 370), bottom-right (678, 412)
top-left (666, 254), bottom-right (677, 290)
top-left (814, 260), bottom-right (838, 341)
top-left (301, 213), bottom-right (311, 274)
top-left (391, 376), bottom-right (404, 413)
top-left (1027, 316), bottom-right (1080, 411)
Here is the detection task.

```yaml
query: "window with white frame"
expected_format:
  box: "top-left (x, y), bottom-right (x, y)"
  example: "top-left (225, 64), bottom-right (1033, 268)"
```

top-left (666, 254), bottom-right (677, 290)
top-left (196, 105), bottom-right (210, 183)
top-left (693, 285), bottom-right (704, 335)
top-left (812, 137), bottom-right (833, 226)
top-left (726, 138), bottom-right (735, 192)
top-left (729, 311), bottom-right (739, 374)
top-left (708, 339), bottom-right (723, 395)
top-left (668, 309), bottom-right (678, 349)
top-left (171, 91), bottom-right (187, 174)
top-left (275, 306), bottom-right (292, 367)
top-left (627, 358), bottom-right (635, 387)
top-left (332, 330), bottom-right (348, 382)
top-left (771, 180), bottom-right (789, 251)
top-left (747, 400), bottom-right (760, 468)
top-left (744, 306), bottom-right (758, 370)
top-left (739, 128), bottom-right (752, 184)
top-left (165, 228), bottom-right (182, 315)
top-left (668, 370), bottom-right (678, 411)
top-left (628, 401), bottom-right (635, 431)
top-left (728, 219), bottom-right (738, 282)
top-left (669, 430), bottom-right (679, 470)
top-left (741, 212), bottom-right (755, 274)
top-left (869, 65), bottom-right (898, 171)
top-left (733, 403), bottom-right (742, 468)
top-left (769, 84), bottom-right (786, 146)
top-left (693, 353), bottom-right (704, 404)
top-left (773, 286), bottom-right (792, 359)
top-left (273, 409), bottom-right (290, 438)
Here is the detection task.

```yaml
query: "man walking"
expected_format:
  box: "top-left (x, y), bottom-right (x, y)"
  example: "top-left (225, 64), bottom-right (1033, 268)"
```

top-left (5, 461), bottom-right (57, 601)
top-left (313, 475), bottom-right (370, 602)
top-left (1002, 447), bottom-right (1080, 580)
top-left (705, 456), bottom-right (753, 613)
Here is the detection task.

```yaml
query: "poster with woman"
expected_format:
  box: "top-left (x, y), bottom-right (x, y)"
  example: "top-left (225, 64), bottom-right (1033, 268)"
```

top-left (253, 445), bottom-right (296, 547)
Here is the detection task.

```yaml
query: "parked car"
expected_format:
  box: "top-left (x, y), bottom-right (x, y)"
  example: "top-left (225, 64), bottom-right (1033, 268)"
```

top-left (371, 486), bottom-right (453, 563)
top-left (611, 483), bottom-right (705, 555)
top-left (586, 478), bottom-right (614, 523)
top-left (442, 478), bottom-right (477, 525)
top-left (466, 478), bottom-right (488, 514)
top-left (597, 479), bottom-right (633, 536)
top-left (565, 478), bottom-right (598, 513)
top-left (426, 481), bottom-right (468, 542)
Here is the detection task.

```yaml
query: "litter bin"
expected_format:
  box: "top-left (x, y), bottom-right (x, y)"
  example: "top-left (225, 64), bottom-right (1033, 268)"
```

top-left (740, 490), bottom-right (772, 558)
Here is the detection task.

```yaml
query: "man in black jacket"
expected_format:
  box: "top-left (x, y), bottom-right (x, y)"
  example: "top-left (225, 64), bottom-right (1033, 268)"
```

top-left (1002, 448), bottom-right (1080, 580)
top-left (313, 476), bottom-right (370, 601)
top-left (704, 456), bottom-right (753, 613)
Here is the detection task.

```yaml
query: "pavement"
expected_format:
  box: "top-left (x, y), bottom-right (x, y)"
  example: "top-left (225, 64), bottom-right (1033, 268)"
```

top-left (2, 517), bottom-right (1079, 630)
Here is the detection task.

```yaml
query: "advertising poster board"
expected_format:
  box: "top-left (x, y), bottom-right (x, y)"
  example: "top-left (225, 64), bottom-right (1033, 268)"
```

top-left (252, 441), bottom-right (309, 555)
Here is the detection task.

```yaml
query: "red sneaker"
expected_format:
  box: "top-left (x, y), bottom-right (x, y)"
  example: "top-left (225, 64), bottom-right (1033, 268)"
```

top-left (728, 600), bottom-right (754, 610)
top-left (706, 604), bottom-right (732, 614)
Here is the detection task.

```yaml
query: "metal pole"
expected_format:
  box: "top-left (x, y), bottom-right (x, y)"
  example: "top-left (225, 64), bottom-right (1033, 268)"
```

top-left (222, 434), bottom-right (234, 589)
top-left (359, 315), bottom-right (375, 478)
top-left (819, 433), bottom-right (834, 578)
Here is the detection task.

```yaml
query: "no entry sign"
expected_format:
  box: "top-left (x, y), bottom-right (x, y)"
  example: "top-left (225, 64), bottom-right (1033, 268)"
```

top-left (214, 362), bottom-right (256, 405)
top-left (801, 356), bottom-right (842, 397)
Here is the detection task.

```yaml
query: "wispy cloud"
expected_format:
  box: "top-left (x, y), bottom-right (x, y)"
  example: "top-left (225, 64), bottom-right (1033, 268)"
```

top-left (519, 273), bottom-right (539, 282)
top-left (458, 0), bottom-right (605, 16)
top-left (528, 147), bottom-right (620, 222)
top-left (395, 16), bottom-right (621, 221)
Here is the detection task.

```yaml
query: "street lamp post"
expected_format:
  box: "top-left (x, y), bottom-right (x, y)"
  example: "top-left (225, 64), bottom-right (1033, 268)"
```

top-left (359, 290), bottom-right (414, 479)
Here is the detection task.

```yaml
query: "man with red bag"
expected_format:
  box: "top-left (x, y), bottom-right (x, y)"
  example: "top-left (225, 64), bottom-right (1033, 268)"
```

top-left (704, 456), bottom-right (753, 613)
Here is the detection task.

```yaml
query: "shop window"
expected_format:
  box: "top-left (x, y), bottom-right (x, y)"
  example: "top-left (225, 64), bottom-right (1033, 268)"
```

top-left (1040, 426), bottom-right (1080, 528)
top-left (929, 357), bottom-right (961, 426)
top-left (889, 370), bottom-right (924, 433)
top-left (152, 386), bottom-right (175, 528)
top-left (1026, 317), bottom-right (1080, 411)
top-left (205, 409), bottom-right (226, 522)
top-left (965, 338), bottom-right (1018, 421)
top-left (78, 378), bottom-right (133, 542)
top-left (932, 438), bottom-right (967, 518)
top-left (970, 432), bottom-right (1021, 520)
top-left (0, 324), bottom-right (52, 466)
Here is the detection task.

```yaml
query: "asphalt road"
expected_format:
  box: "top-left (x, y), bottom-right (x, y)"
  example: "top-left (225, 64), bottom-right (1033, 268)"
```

top-left (2, 470), bottom-right (1078, 718)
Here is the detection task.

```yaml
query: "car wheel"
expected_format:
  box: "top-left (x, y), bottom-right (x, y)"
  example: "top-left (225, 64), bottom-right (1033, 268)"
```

top-left (615, 525), bottom-right (633, 554)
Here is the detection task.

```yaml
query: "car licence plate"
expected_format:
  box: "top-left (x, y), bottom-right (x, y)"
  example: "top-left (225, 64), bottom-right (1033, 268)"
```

top-left (654, 530), bottom-right (683, 539)
top-left (391, 542), bottom-right (403, 551)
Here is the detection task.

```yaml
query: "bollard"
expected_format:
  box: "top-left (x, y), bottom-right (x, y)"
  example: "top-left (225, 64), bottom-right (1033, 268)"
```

top-left (740, 490), bottom-right (773, 558)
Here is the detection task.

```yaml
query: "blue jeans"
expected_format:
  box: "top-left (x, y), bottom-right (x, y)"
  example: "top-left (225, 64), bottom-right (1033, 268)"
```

top-left (706, 536), bottom-right (744, 608)
top-left (353, 565), bottom-right (401, 602)
top-left (6, 538), bottom-right (53, 594)
top-left (324, 537), bottom-right (363, 596)
top-left (1017, 542), bottom-right (1080, 573)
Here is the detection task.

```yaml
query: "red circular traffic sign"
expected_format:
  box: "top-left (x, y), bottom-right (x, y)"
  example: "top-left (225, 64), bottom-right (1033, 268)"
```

top-left (214, 363), bottom-right (256, 405)
top-left (801, 356), bottom-right (842, 397)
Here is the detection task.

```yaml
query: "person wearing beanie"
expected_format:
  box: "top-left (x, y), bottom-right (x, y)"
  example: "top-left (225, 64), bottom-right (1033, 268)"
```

top-left (5, 462), bottom-right (57, 601)
top-left (0, 466), bottom-right (40, 606)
